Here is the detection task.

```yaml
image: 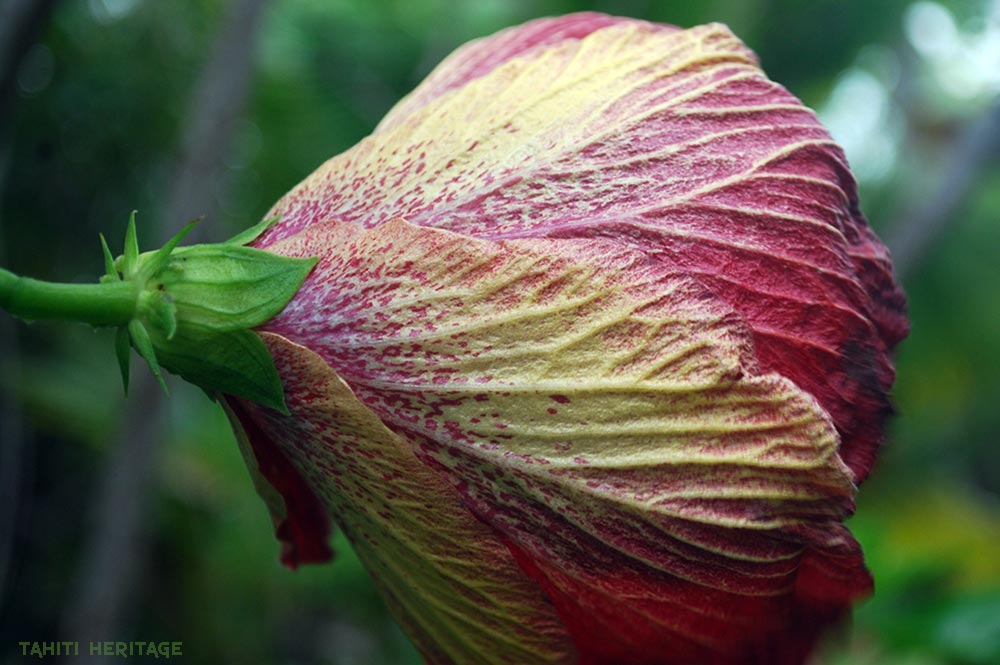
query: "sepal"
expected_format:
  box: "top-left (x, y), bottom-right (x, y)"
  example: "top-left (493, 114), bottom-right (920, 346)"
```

top-left (137, 244), bottom-right (317, 332)
top-left (114, 324), bottom-right (131, 392)
top-left (128, 318), bottom-right (168, 394)
top-left (105, 212), bottom-right (315, 411)
top-left (151, 326), bottom-right (289, 414)
top-left (224, 215), bottom-right (279, 246)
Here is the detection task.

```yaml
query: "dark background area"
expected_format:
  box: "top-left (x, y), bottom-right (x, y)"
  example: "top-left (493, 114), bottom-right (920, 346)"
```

top-left (1, 1), bottom-right (998, 663)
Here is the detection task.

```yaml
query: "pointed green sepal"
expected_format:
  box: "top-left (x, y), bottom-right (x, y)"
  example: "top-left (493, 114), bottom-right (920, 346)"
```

top-left (115, 325), bottom-right (131, 393)
top-left (225, 216), bottom-right (279, 247)
top-left (100, 234), bottom-right (120, 282)
top-left (128, 319), bottom-right (168, 395)
top-left (152, 326), bottom-right (289, 414)
top-left (122, 210), bottom-right (140, 277)
top-left (120, 214), bottom-right (315, 412)
top-left (145, 219), bottom-right (199, 276)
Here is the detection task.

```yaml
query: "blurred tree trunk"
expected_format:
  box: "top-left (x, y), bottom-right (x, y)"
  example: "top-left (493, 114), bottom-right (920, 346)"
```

top-left (61, 0), bottom-right (271, 657)
top-left (0, 0), bottom-right (59, 623)
top-left (164, 0), bottom-right (274, 243)
top-left (886, 99), bottom-right (1000, 280)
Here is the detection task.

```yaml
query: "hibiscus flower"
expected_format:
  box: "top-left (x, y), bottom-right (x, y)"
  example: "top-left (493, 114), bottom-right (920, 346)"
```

top-left (225, 13), bottom-right (908, 665)
top-left (0, 12), bottom-right (908, 665)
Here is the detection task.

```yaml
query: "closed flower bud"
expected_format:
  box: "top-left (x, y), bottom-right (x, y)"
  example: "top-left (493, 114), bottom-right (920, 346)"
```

top-left (218, 13), bottom-right (909, 665)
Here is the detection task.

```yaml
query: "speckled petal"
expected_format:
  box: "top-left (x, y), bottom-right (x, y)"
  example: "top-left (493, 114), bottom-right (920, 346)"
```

top-left (257, 17), bottom-right (907, 484)
top-left (240, 218), bottom-right (872, 664)
top-left (374, 13), bottom-right (670, 133)
top-left (226, 330), bottom-right (576, 665)
top-left (235, 13), bottom-right (909, 663)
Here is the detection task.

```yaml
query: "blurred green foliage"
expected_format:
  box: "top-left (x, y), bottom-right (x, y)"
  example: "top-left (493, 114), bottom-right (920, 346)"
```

top-left (1, 1), bottom-right (999, 664)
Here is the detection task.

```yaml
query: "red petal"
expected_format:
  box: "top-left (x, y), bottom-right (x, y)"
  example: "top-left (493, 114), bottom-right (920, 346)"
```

top-left (228, 331), bottom-right (576, 664)
top-left (262, 19), bottom-right (907, 483)
top-left (259, 218), bottom-right (873, 664)
top-left (224, 398), bottom-right (334, 568)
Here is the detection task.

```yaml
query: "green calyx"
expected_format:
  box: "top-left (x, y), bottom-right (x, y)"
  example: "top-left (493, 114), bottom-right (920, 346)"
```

top-left (1, 212), bottom-right (316, 414)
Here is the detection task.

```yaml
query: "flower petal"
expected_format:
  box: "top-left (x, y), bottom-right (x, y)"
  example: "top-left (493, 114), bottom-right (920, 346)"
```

top-left (259, 17), bottom-right (907, 482)
top-left (253, 217), bottom-right (871, 664)
top-left (228, 331), bottom-right (576, 664)
top-left (375, 13), bottom-right (672, 133)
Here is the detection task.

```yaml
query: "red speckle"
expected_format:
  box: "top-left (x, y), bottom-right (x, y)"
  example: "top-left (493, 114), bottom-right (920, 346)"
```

top-left (547, 408), bottom-right (558, 415)
top-left (550, 394), bottom-right (571, 404)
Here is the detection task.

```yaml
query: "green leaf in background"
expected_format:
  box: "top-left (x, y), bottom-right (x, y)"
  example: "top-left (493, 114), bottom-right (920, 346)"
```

top-left (850, 485), bottom-right (1000, 664)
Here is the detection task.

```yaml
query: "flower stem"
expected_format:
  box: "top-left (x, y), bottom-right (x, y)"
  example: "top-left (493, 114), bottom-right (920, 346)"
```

top-left (0, 267), bottom-right (137, 327)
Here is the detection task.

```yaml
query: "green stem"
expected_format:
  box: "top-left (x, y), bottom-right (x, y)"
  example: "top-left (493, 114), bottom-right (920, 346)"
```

top-left (0, 267), bottom-right (137, 327)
